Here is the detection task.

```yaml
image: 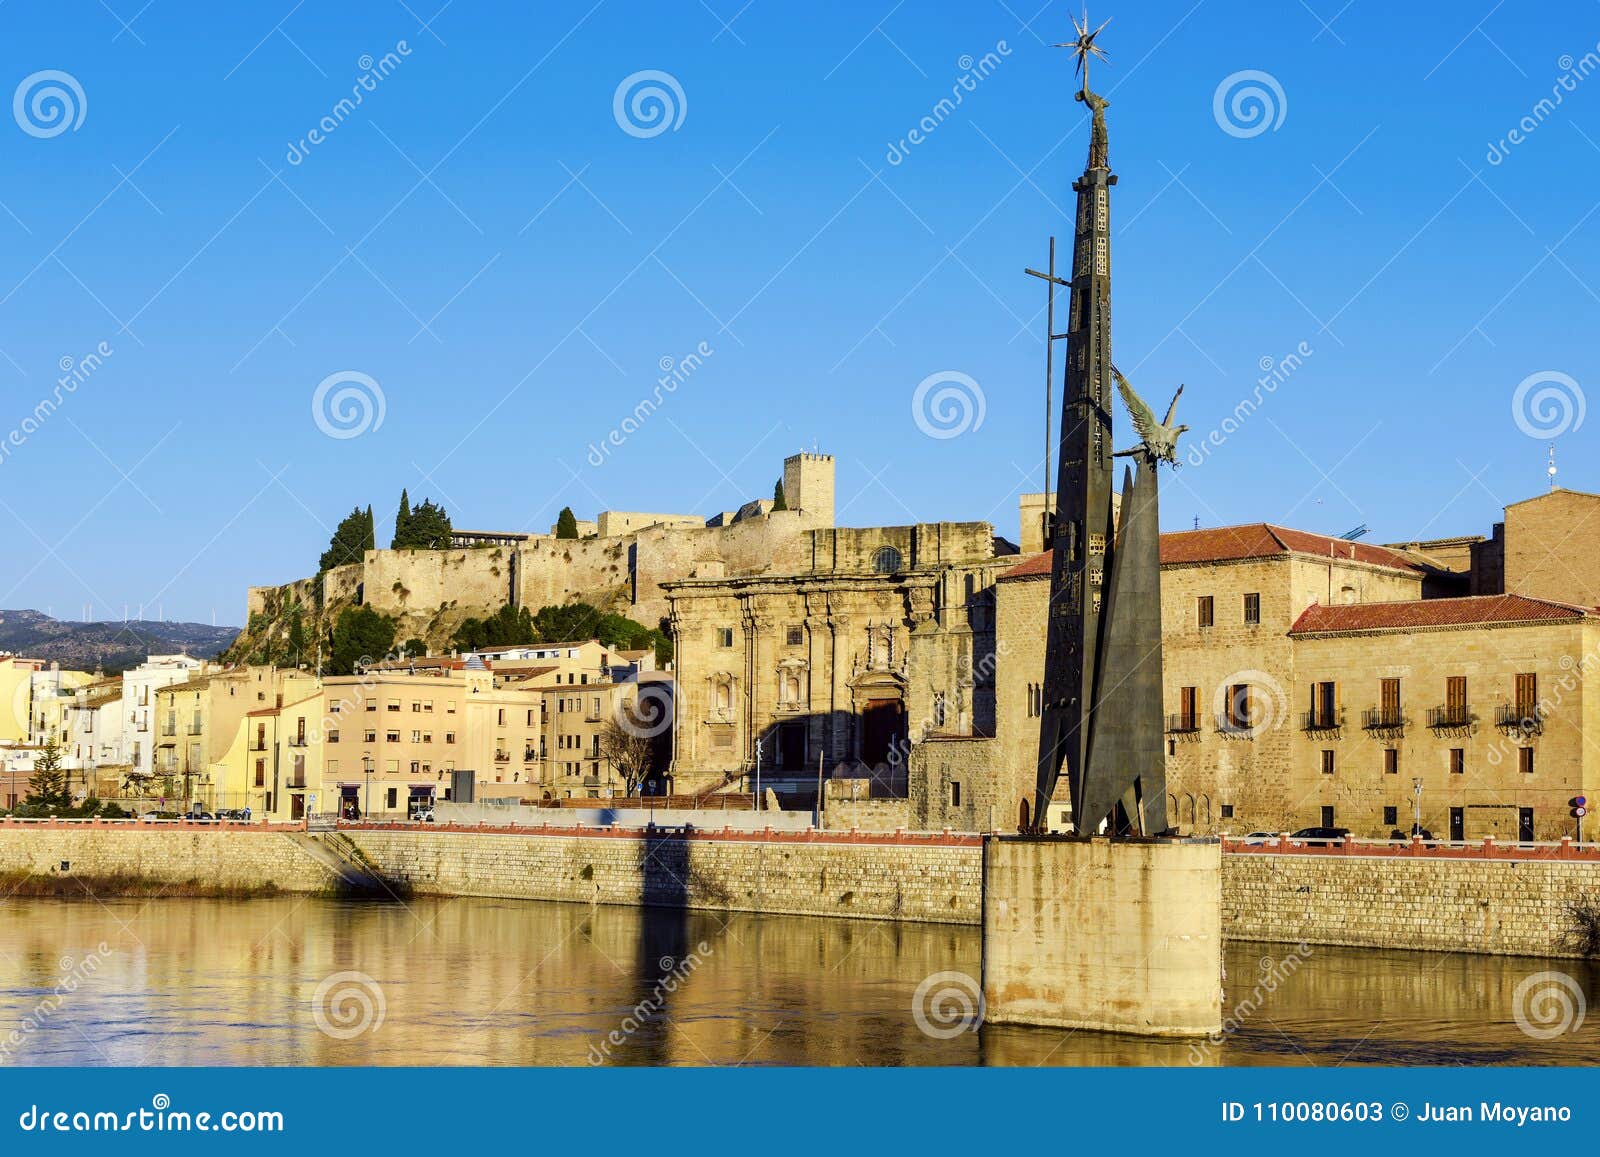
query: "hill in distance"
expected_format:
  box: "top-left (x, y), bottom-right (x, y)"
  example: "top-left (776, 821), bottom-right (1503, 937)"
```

top-left (0, 610), bottom-right (240, 674)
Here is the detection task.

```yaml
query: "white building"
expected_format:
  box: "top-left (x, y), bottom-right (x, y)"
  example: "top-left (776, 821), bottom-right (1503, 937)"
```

top-left (121, 655), bottom-right (206, 778)
top-left (63, 680), bottom-right (126, 772)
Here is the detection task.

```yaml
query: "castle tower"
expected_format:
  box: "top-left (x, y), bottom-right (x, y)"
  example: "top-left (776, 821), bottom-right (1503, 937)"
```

top-left (783, 452), bottom-right (835, 526)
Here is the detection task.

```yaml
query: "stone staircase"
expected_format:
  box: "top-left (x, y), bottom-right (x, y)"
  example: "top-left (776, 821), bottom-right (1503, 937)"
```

top-left (285, 831), bottom-right (406, 898)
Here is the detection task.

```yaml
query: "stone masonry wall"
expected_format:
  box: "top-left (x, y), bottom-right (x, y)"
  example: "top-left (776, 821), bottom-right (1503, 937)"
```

top-left (7, 825), bottom-right (1599, 957)
top-left (1223, 849), bottom-right (1600, 958)
top-left (343, 827), bottom-right (981, 925)
top-left (0, 825), bottom-right (336, 893)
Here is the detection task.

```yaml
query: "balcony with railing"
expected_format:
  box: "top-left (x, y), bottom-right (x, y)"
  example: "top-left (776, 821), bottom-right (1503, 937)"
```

top-left (1362, 707), bottom-right (1405, 733)
top-left (1496, 703), bottom-right (1544, 736)
top-left (1427, 705), bottom-right (1475, 731)
top-left (1300, 708), bottom-right (1344, 733)
top-left (1215, 712), bottom-right (1255, 737)
top-left (1165, 713), bottom-right (1201, 734)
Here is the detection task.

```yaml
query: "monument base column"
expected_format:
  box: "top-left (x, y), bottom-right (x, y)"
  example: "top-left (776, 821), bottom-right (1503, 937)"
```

top-left (982, 836), bottom-right (1222, 1037)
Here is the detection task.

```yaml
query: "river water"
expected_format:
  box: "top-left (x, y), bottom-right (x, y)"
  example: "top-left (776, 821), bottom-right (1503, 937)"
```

top-left (0, 896), bottom-right (1595, 1066)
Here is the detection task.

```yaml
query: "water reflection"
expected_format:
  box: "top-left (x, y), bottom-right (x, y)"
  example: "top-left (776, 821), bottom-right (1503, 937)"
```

top-left (0, 897), bottom-right (1597, 1066)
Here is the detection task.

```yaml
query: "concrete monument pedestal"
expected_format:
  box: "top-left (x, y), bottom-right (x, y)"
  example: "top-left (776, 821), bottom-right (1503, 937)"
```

top-left (981, 836), bottom-right (1222, 1037)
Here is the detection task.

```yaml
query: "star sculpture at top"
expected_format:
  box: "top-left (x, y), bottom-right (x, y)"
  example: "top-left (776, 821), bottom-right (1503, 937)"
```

top-left (1054, 7), bottom-right (1110, 93)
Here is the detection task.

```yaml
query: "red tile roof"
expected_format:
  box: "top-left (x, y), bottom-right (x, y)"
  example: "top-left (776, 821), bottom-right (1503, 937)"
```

top-left (998, 523), bottom-right (1426, 583)
top-left (998, 551), bottom-right (1054, 581)
top-left (1162, 524), bottom-right (1425, 571)
top-left (1290, 594), bottom-right (1588, 635)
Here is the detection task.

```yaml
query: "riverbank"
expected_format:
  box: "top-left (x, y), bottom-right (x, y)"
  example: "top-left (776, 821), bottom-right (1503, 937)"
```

top-left (0, 869), bottom-right (283, 899)
top-left (1, 822), bottom-right (1595, 957)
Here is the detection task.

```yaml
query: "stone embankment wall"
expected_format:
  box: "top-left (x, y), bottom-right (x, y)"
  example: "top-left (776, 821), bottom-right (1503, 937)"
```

top-left (342, 826), bottom-right (982, 925)
top-left (1223, 844), bottom-right (1600, 958)
top-left (0, 823), bottom-right (334, 894)
top-left (6, 823), bottom-right (1600, 957)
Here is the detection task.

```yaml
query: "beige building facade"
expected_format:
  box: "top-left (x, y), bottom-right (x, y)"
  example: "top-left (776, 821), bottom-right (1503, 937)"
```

top-left (666, 521), bottom-right (1013, 800)
top-left (912, 514), bottom-right (1600, 842)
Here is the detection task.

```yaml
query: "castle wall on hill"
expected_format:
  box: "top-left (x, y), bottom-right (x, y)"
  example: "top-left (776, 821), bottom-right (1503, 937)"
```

top-left (242, 452), bottom-right (842, 638)
top-left (513, 535), bottom-right (634, 614)
top-left (630, 509), bottom-right (827, 626)
top-left (359, 548), bottom-right (516, 618)
top-left (321, 563), bottom-right (361, 607)
top-left (245, 575), bottom-right (322, 626)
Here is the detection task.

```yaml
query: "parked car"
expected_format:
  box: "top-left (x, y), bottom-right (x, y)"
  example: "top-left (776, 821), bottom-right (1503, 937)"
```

top-left (1289, 826), bottom-right (1350, 843)
top-left (410, 807), bottom-right (435, 823)
top-left (1240, 832), bottom-right (1278, 846)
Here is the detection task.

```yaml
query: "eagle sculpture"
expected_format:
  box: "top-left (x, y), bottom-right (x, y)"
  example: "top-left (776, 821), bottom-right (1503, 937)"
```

top-left (1112, 366), bottom-right (1188, 464)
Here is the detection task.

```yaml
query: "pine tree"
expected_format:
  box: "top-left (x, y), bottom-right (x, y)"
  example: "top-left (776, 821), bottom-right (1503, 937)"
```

top-left (25, 741), bottom-right (69, 811)
top-left (772, 480), bottom-right (787, 511)
top-left (556, 506), bottom-right (579, 539)
top-left (320, 507), bottom-right (372, 572)
top-left (407, 498), bottom-right (452, 548)
top-left (392, 489), bottom-right (412, 548)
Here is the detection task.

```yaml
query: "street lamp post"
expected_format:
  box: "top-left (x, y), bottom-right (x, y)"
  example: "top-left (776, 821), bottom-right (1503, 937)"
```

top-left (1411, 776), bottom-right (1424, 838)
top-left (753, 736), bottom-right (763, 812)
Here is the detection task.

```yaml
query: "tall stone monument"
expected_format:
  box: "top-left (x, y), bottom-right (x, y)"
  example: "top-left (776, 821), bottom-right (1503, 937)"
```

top-left (982, 11), bottom-right (1220, 1038)
top-left (1031, 11), bottom-right (1188, 839)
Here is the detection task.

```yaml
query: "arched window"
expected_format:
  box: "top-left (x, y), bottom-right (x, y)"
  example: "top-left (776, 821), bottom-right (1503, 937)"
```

top-left (872, 546), bottom-right (903, 574)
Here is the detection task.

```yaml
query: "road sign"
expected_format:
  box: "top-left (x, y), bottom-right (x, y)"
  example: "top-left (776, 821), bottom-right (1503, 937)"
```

top-left (1577, 807), bottom-right (1588, 818)
top-left (1577, 796), bottom-right (1588, 808)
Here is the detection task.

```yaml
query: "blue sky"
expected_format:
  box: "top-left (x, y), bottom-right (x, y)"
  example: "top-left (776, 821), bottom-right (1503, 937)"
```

top-left (1, 0), bottom-right (1597, 624)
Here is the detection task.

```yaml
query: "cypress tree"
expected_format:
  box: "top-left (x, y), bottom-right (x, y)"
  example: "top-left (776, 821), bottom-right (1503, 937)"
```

top-left (393, 489), bottom-right (412, 548)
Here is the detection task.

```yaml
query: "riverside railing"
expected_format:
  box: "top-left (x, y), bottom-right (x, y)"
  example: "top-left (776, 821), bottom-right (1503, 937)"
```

top-left (1221, 834), bottom-right (1600, 861)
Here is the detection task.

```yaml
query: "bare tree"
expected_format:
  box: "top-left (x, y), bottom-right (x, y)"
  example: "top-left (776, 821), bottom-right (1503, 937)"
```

top-left (598, 718), bottom-right (655, 797)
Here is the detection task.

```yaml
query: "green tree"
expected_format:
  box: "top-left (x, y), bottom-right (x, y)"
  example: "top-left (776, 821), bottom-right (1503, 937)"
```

top-left (402, 638), bottom-right (427, 658)
top-left (391, 492), bottom-right (453, 549)
top-left (391, 489), bottom-right (412, 548)
top-left (364, 504), bottom-right (376, 551)
top-left (451, 603), bottom-right (535, 652)
top-left (555, 506), bottom-right (579, 539)
top-left (527, 602), bottom-right (671, 661)
top-left (320, 506), bottom-right (373, 572)
top-left (286, 606), bottom-right (307, 664)
top-left (407, 498), bottom-right (452, 549)
top-left (328, 606), bottom-right (397, 675)
top-left (772, 479), bottom-right (787, 511)
top-left (25, 741), bottom-right (69, 811)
